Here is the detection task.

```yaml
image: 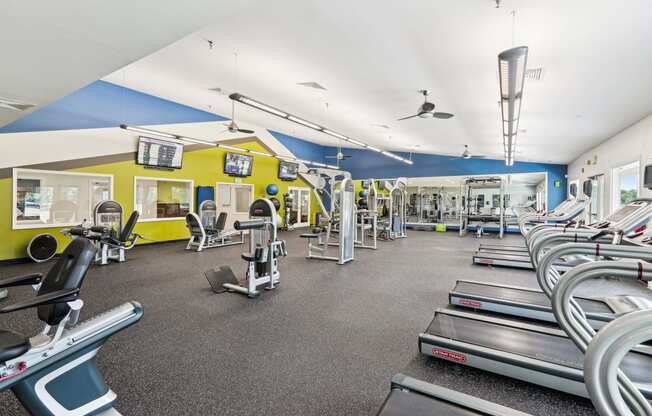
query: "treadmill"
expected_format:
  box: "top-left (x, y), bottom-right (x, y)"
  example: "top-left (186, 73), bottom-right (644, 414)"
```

top-left (456, 198), bottom-right (652, 325)
top-left (420, 226), bottom-right (652, 398)
top-left (472, 197), bottom-right (652, 269)
top-left (376, 374), bottom-right (529, 416)
top-left (478, 183), bottom-right (582, 254)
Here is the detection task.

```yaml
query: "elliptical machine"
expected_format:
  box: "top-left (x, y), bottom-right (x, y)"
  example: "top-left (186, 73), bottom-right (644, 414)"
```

top-left (0, 237), bottom-right (143, 415)
top-left (209, 199), bottom-right (287, 298)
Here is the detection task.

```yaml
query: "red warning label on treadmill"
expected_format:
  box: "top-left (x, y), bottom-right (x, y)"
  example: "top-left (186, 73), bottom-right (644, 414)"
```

top-left (459, 299), bottom-right (483, 308)
top-left (477, 259), bottom-right (494, 264)
top-left (432, 348), bottom-right (467, 363)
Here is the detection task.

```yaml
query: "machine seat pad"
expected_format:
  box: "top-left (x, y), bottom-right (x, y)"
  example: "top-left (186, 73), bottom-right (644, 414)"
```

top-left (300, 233), bottom-right (320, 239)
top-left (0, 329), bottom-right (29, 363)
top-left (241, 254), bottom-right (255, 262)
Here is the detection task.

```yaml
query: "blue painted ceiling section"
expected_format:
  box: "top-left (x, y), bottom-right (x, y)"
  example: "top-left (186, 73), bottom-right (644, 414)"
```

top-left (0, 80), bottom-right (227, 134)
top-left (2, 79), bottom-right (567, 208)
top-left (269, 130), bottom-right (327, 164)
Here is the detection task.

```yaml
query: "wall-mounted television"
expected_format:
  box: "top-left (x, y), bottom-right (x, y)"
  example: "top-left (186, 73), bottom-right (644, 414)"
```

top-left (137, 136), bottom-right (183, 169)
top-left (361, 179), bottom-right (370, 189)
top-left (224, 152), bottom-right (253, 177)
top-left (645, 164), bottom-right (652, 188)
top-left (278, 161), bottom-right (298, 181)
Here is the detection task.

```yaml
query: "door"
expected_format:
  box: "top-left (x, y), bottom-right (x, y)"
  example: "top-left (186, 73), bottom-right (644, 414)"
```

top-left (588, 175), bottom-right (604, 222)
top-left (216, 182), bottom-right (254, 231)
top-left (288, 187), bottom-right (311, 227)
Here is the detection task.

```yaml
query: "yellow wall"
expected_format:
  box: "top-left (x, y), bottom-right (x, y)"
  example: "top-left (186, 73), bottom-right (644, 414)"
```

top-left (1, 140), bottom-right (320, 261)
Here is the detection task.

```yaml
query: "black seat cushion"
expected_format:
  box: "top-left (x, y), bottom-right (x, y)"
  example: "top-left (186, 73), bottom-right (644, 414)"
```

top-left (0, 330), bottom-right (29, 363)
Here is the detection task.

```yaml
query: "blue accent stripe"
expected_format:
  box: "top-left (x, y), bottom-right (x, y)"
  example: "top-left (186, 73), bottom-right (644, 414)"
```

top-left (0, 80), bottom-right (227, 134)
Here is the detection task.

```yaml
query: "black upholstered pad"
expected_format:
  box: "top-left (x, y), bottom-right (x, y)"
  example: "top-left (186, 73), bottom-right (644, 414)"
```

top-left (0, 330), bottom-right (29, 363)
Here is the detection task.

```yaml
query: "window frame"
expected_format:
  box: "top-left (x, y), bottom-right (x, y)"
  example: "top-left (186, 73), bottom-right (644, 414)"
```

top-left (611, 160), bottom-right (640, 213)
top-left (133, 176), bottom-right (194, 223)
top-left (12, 168), bottom-right (114, 230)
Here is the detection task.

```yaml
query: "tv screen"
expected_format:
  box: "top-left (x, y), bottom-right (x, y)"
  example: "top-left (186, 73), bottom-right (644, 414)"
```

top-left (361, 179), bottom-right (370, 189)
top-left (224, 152), bottom-right (253, 177)
top-left (278, 161), bottom-right (298, 181)
top-left (645, 164), bottom-right (652, 188)
top-left (137, 136), bottom-right (183, 169)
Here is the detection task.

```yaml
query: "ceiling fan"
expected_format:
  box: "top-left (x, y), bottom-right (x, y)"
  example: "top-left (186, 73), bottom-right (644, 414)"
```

top-left (450, 145), bottom-right (486, 160)
top-left (324, 150), bottom-right (352, 161)
top-left (397, 90), bottom-right (454, 121)
top-left (222, 100), bottom-right (254, 134)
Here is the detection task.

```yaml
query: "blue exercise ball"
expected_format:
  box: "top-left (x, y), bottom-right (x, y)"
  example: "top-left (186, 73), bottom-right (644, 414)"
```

top-left (359, 190), bottom-right (368, 198)
top-left (266, 184), bottom-right (279, 196)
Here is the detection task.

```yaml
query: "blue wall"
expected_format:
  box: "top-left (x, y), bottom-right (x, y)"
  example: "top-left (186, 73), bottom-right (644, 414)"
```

top-left (0, 80), bottom-right (226, 134)
top-left (2, 80), bottom-right (566, 208)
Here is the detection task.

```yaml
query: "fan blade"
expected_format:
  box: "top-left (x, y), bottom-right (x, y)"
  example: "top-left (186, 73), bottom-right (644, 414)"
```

top-left (432, 112), bottom-right (454, 119)
top-left (324, 155), bottom-right (338, 159)
top-left (471, 155), bottom-right (487, 159)
top-left (237, 128), bottom-right (254, 134)
top-left (397, 114), bottom-right (420, 121)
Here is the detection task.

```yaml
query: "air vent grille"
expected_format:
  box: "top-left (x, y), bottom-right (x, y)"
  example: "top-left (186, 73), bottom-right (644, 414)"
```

top-left (525, 68), bottom-right (544, 81)
top-left (297, 82), bottom-right (327, 90)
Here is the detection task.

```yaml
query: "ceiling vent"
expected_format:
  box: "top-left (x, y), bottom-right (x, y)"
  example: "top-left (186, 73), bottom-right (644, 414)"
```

top-left (297, 81), bottom-right (327, 90)
top-left (0, 97), bottom-right (35, 112)
top-left (525, 67), bottom-right (544, 81)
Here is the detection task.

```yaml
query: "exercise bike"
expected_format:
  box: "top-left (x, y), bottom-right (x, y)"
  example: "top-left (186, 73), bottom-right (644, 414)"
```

top-left (0, 237), bottom-right (142, 415)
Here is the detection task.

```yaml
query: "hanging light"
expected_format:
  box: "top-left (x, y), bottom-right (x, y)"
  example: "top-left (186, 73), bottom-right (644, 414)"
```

top-left (229, 92), bottom-right (414, 165)
top-left (498, 46), bottom-right (528, 167)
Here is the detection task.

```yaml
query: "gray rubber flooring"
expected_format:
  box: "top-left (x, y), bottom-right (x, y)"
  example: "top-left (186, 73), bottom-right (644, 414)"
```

top-left (1, 231), bottom-right (647, 415)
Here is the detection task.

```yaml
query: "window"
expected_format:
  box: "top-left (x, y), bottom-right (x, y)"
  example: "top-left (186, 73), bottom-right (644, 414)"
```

top-left (612, 161), bottom-right (640, 211)
top-left (13, 169), bottom-right (113, 229)
top-left (134, 177), bottom-right (193, 221)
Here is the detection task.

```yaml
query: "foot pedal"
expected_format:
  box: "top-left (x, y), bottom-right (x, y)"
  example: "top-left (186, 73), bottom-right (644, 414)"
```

top-left (204, 266), bottom-right (239, 293)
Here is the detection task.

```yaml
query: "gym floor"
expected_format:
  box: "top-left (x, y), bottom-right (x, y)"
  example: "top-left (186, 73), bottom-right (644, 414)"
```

top-left (2, 231), bottom-right (645, 415)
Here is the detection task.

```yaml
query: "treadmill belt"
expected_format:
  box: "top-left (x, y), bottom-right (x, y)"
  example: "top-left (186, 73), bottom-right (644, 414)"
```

top-left (453, 281), bottom-right (612, 314)
top-left (426, 312), bottom-right (652, 381)
top-left (377, 389), bottom-right (479, 416)
top-left (475, 253), bottom-right (530, 262)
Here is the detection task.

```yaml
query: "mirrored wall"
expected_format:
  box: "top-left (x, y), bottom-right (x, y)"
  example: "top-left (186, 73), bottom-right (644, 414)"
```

top-left (405, 172), bottom-right (547, 232)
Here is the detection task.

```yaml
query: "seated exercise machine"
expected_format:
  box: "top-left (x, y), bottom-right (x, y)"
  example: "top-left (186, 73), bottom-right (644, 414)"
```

top-left (301, 177), bottom-right (355, 265)
top-left (419, 221), bottom-right (652, 399)
top-left (377, 178), bottom-right (408, 240)
top-left (64, 200), bottom-right (142, 265)
top-left (206, 199), bottom-right (287, 298)
top-left (185, 200), bottom-right (244, 251)
top-left (0, 237), bottom-right (143, 415)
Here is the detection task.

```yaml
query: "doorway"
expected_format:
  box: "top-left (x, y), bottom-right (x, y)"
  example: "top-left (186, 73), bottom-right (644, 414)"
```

top-left (288, 187), bottom-right (311, 227)
top-left (216, 182), bottom-right (254, 231)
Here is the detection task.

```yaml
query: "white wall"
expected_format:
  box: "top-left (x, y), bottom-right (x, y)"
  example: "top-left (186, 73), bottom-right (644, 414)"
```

top-left (568, 113), bottom-right (652, 215)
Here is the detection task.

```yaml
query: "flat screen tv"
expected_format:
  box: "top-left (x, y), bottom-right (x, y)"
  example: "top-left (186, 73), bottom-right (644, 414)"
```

top-left (137, 136), bottom-right (183, 169)
top-left (645, 164), bottom-right (652, 188)
top-left (361, 179), bottom-right (370, 189)
top-left (224, 152), bottom-right (253, 177)
top-left (278, 161), bottom-right (298, 181)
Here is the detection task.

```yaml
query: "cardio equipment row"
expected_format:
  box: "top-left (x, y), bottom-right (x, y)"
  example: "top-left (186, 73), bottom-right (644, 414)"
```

top-left (375, 164), bottom-right (652, 415)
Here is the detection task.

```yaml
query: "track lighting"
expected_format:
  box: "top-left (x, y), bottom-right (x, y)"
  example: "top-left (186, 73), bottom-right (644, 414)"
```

top-left (498, 46), bottom-right (528, 167)
top-left (119, 124), bottom-right (335, 170)
top-left (229, 92), bottom-right (414, 165)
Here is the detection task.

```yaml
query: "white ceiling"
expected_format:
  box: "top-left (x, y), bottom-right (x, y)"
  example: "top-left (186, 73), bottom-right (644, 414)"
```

top-left (0, 0), bottom-right (258, 128)
top-left (102, 0), bottom-right (652, 164)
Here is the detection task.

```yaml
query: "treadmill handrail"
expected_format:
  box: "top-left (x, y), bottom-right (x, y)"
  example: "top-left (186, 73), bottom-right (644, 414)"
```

top-left (551, 260), bottom-right (652, 416)
top-left (584, 309), bottom-right (652, 416)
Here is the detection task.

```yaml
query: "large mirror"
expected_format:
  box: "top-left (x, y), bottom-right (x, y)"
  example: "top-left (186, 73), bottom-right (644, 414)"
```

top-left (405, 172), bottom-right (547, 234)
